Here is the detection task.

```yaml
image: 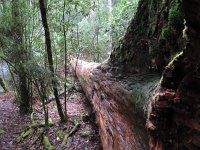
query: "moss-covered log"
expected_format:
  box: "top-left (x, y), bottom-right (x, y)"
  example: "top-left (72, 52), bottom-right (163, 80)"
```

top-left (71, 0), bottom-right (200, 149)
top-left (70, 58), bottom-right (153, 149)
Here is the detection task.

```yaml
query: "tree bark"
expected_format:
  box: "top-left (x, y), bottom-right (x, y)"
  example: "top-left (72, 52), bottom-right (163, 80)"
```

top-left (71, 0), bottom-right (200, 149)
top-left (39, 0), bottom-right (65, 122)
top-left (12, 0), bottom-right (30, 114)
top-left (147, 0), bottom-right (200, 149)
top-left (70, 58), bottom-right (153, 150)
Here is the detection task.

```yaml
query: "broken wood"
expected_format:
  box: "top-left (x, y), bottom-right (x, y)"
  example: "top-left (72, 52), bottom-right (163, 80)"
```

top-left (70, 58), bottom-right (159, 149)
top-left (61, 120), bottom-right (80, 148)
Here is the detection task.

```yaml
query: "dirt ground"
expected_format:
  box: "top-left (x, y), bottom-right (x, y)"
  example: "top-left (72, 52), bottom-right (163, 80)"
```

top-left (0, 82), bottom-right (102, 150)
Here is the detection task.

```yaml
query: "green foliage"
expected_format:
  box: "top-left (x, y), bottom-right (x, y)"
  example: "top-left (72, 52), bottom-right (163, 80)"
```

top-left (56, 130), bottom-right (64, 138)
top-left (0, 0), bottom-right (139, 117)
top-left (168, 0), bottom-right (183, 27)
top-left (24, 60), bottom-right (53, 83)
top-left (0, 0), bottom-right (139, 66)
top-left (111, 0), bottom-right (139, 47)
top-left (0, 128), bottom-right (5, 135)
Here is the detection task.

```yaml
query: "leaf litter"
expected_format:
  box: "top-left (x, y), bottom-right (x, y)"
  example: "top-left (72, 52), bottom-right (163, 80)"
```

top-left (0, 69), bottom-right (102, 150)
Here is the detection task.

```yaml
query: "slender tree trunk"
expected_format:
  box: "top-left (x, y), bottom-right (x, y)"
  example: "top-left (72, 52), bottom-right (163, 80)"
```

top-left (39, 0), bottom-right (65, 122)
top-left (62, 0), bottom-right (68, 118)
top-left (108, 0), bottom-right (112, 49)
top-left (0, 74), bottom-right (9, 92)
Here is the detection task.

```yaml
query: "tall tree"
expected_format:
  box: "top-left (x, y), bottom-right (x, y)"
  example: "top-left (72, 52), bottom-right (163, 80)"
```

top-left (39, 0), bottom-right (65, 122)
top-left (63, 0), bottom-right (68, 118)
top-left (11, 0), bottom-right (30, 113)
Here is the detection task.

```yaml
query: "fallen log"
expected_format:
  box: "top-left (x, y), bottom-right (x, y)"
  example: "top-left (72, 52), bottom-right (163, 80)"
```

top-left (70, 58), bottom-right (160, 149)
top-left (45, 86), bottom-right (77, 104)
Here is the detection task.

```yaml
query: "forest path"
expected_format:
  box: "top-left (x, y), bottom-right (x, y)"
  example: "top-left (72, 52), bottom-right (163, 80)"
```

top-left (0, 82), bottom-right (101, 149)
top-left (0, 92), bottom-right (31, 149)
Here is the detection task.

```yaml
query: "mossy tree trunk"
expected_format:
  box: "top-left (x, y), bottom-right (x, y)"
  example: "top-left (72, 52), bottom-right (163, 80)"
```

top-left (148, 0), bottom-right (200, 149)
top-left (11, 0), bottom-right (30, 114)
top-left (71, 0), bottom-right (200, 149)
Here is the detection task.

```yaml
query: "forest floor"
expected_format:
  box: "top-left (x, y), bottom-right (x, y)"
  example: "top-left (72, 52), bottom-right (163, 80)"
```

top-left (0, 67), bottom-right (102, 150)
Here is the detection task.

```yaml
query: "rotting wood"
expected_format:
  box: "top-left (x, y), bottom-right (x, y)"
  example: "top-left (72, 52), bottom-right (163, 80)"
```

top-left (70, 58), bottom-right (152, 150)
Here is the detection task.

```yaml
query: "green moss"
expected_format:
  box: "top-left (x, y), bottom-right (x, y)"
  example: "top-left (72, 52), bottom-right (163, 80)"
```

top-left (118, 55), bottom-right (124, 64)
top-left (56, 130), bottom-right (63, 138)
top-left (149, 16), bottom-right (158, 36)
top-left (161, 27), bottom-right (171, 40)
top-left (43, 136), bottom-right (55, 150)
top-left (17, 128), bottom-right (35, 143)
top-left (61, 133), bottom-right (69, 147)
top-left (161, 26), bottom-right (177, 43)
top-left (80, 130), bottom-right (93, 138)
top-left (82, 77), bottom-right (89, 86)
top-left (0, 128), bottom-right (5, 135)
top-left (168, 0), bottom-right (183, 27)
top-left (129, 75), bottom-right (160, 116)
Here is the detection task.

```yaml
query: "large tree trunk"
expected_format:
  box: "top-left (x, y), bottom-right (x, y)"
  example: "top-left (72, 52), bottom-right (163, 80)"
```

top-left (148, 0), bottom-right (200, 149)
top-left (39, 0), bottom-right (65, 122)
top-left (71, 58), bottom-right (158, 149)
top-left (71, 0), bottom-right (200, 149)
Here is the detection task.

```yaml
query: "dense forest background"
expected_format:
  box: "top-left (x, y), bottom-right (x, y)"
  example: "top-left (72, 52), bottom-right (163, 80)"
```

top-left (0, 0), bottom-right (138, 114)
top-left (0, 0), bottom-right (140, 149)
